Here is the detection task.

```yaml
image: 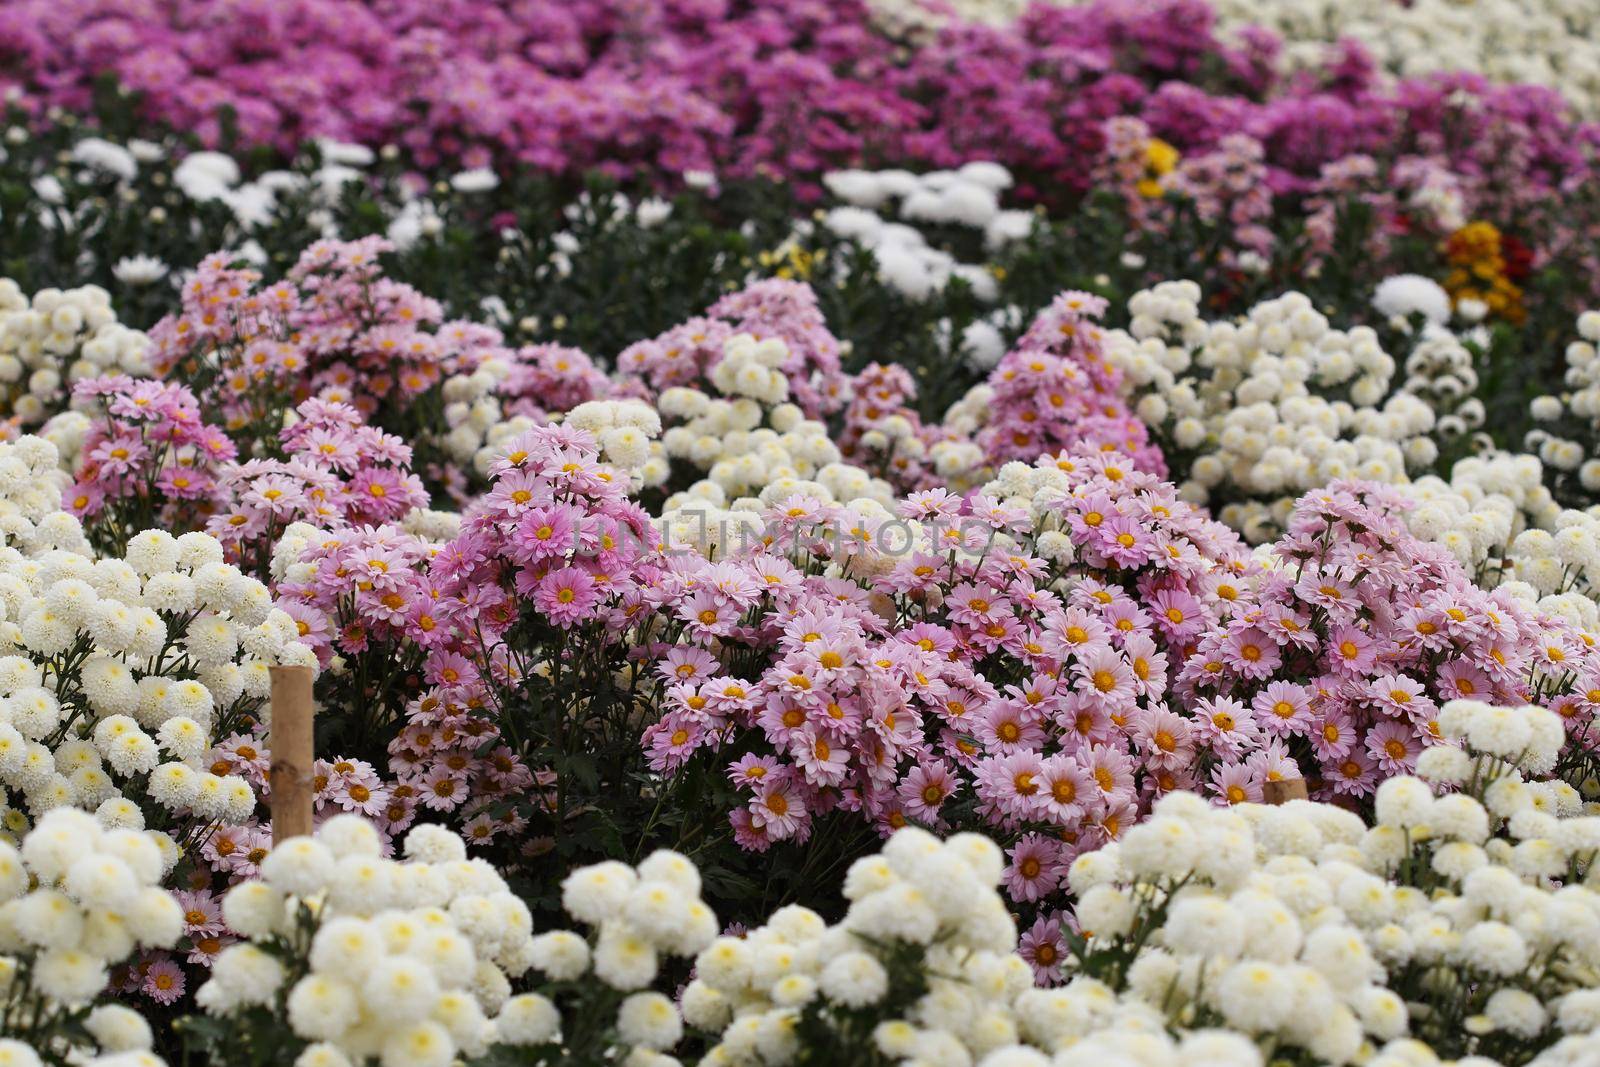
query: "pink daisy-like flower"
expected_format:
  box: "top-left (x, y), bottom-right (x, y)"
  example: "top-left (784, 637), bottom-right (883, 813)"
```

top-left (1253, 681), bottom-right (1314, 738)
top-left (1222, 627), bottom-right (1282, 680)
top-left (1079, 744), bottom-right (1136, 807)
top-left (326, 774), bottom-right (388, 817)
top-left (1005, 834), bottom-right (1068, 903)
top-left (899, 488), bottom-right (963, 521)
top-left (980, 750), bottom-right (1047, 822)
top-left (461, 812), bottom-right (499, 846)
top-left (1326, 625), bottom-right (1379, 675)
top-left (1120, 633), bottom-right (1168, 696)
top-left (1296, 568), bottom-right (1359, 622)
top-left (790, 729), bottom-right (850, 788)
top-left (704, 677), bottom-right (757, 715)
top-left (978, 700), bottom-right (1047, 754)
top-left (1037, 755), bottom-right (1096, 825)
top-left (1132, 706), bottom-right (1194, 770)
top-left (1311, 709), bottom-right (1359, 762)
top-left (728, 754), bottom-right (782, 788)
top-left (680, 590), bottom-right (742, 640)
top-left (1018, 913), bottom-right (1069, 985)
top-left (1368, 674), bottom-right (1433, 720)
top-left (897, 623), bottom-right (958, 657)
top-left (1260, 603), bottom-right (1318, 650)
top-left (1211, 762), bottom-right (1261, 806)
top-left (174, 889), bottom-right (225, 938)
top-left (658, 647), bottom-right (720, 684)
top-left (1399, 605), bottom-right (1453, 652)
top-left (201, 825), bottom-right (254, 874)
top-left (187, 931), bottom-right (237, 968)
top-left (1192, 696), bottom-right (1258, 758)
top-left (1058, 693), bottom-right (1116, 747)
top-left (1074, 645), bottom-right (1136, 708)
top-left (424, 651), bottom-right (479, 691)
top-left (1148, 587), bottom-right (1206, 641)
top-left (1438, 659), bottom-right (1492, 702)
top-left (1049, 607), bottom-right (1112, 655)
top-left (750, 778), bottom-right (807, 839)
top-left (946, 584), bottom-right (1011, 628)
top-left (1090, 798), bottom-right (1139, 846)
top-left (1328, 749), bottom-right (1379, 796)
top-left (142, 958), bottom-right (187, 1005)
top-left (508, 504), bottom-right (579, 563)
top-left (416, 765), bottom-right (468, 812)
top-left (532, 566), bottom-right (601, 625)
top-left (1095, 514), bottom-right (1155, 567)
top-left (900, 760), bottom-right (958, 823)
top-left (1365, 721), bottom-right (1422, 773)
top-left (1067, 491), bottom-right (1121, 541)
top-left (645, 714), bottom-right (705, 773)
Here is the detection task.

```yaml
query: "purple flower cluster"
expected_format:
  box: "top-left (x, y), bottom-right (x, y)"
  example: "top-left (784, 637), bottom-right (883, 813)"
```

top-left (66, 375), bottom-right (236, 550)
top-left (618, 279), bottom-right (849, 417)
top-left (207, 398), bottom-right (427, 574)
top-left (147, 237), bottom-right (512, 434)
top-left (1182, 481), bottom-right (1600, 798)
top-left (978, 292), bottom-right (1164, 474)
top-left (8, 0), bottom-right (1596, 218)
top-left (627, 448), bottom-right (1263, 880)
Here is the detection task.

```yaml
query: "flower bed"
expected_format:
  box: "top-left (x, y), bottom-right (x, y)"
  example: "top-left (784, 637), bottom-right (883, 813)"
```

top-left (5, 1), bottom-right (1600, 1064)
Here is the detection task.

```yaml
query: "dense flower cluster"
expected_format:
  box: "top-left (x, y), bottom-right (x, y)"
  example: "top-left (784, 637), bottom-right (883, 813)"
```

top-left (0, 279), bottom-right (151, 436)
top-left (1107, 282), bottom-right (1441, 541)
top-left (8, 0), bottom-right (1599, 236)
top-left (0, 809), bottom-right (181, 1063)
top-left (189, 817), bottom-right (540, 1065)
top-left (653, 334), bottom-right (893, 518)
top-left (1207, 0), bottom-right (1600, 118)
top-left (620, 279), bottom-right (850, 420)
top-left (1183, 481), bottom-right (1600, 798)
top-left (689, 827), bottom-right (1030, 1063)
top-left (637, 443), bottom-right (1273, 900)
top-left (11, 3), bottom-right (1600, 1057)
top-left (145, 237), bottom-right (513, 445)
top-left (61, 376), bottom-right (235, 554)
top-left (1401, 449), bottom-right (1600, 632)
top-left (0, 442), bottom-right (313, 845)
top-left (1444, 221), bottom-right (1530, 325)
top-left (1529, 311), bottom-right (1600, 501)
top-left (434, 346), bottom-right (620, 493)
top-left (1060, 698), bottom-right (1600, 1064)
top-left (498, 849), bottom-right (721, 1057)
top-left (950, 292), bottom-right (1161, 476)
top-left (816, 163), bottom-right (1031, 302)
top-left (206, 399), bottom-right (429, 576)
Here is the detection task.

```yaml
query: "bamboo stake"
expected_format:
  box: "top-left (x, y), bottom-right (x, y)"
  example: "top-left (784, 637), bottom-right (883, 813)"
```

top-left (1262, 778), bottom-right (1309, 805)
top-left (269, 665), bottom-right (316, 842)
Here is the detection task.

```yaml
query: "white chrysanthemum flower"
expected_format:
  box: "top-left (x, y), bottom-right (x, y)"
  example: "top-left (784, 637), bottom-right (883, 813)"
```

top-left (593, 921), bottom-right (659, 990)
top-left (616, 991), bottom-right (683, 1050)
top-left (818, 951), bottom-right (888, 1007)
top-left (286, 974), bottom-right (361, 1041)
top-left (527, 930), bottom-right (591, 981)
top-left (259, 837), bottom-right (335, 897)
top-left (1372, 275), bottom-right (1452, 326)
top-left (562, 861), bottom-right (639, 925)
top-left (496, 993), bottom-right (562, 1045)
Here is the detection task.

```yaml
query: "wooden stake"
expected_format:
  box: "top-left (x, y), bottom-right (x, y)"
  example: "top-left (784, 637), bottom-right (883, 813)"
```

top-left (1262, 778), bottom-right (1309, 805)
top-left (269, 665), bottom-right (316, 842)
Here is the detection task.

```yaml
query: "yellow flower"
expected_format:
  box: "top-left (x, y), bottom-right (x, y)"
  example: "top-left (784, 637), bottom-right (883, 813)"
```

top-left (1442, 220), bottom-right (1525, 324)
top-left (1138, 138), bottom-right (1180, 198)
top-left (1145, 138), bottom-right (1179, 175)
